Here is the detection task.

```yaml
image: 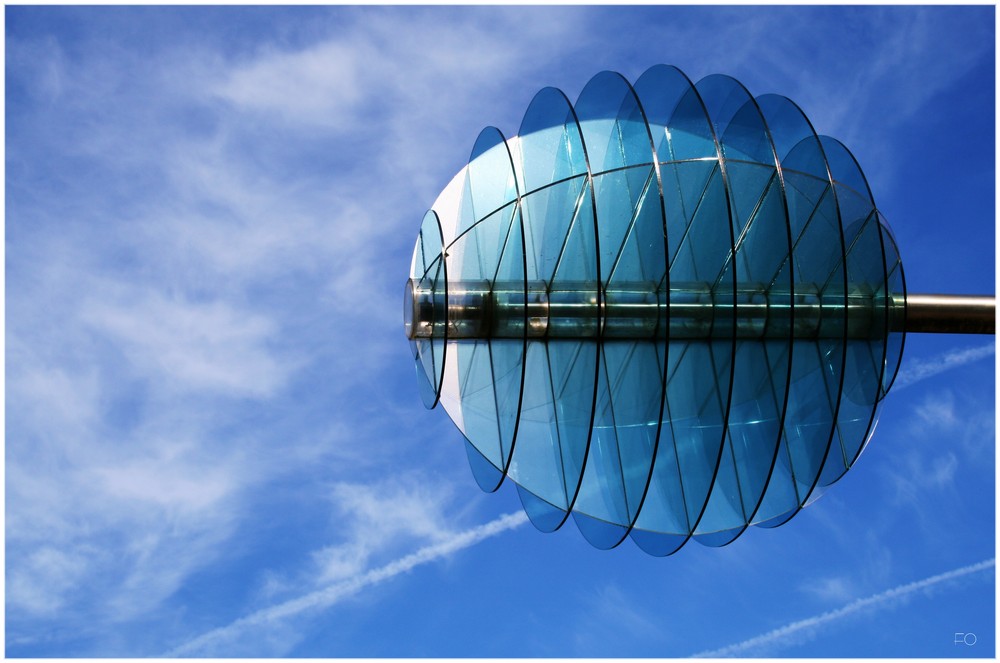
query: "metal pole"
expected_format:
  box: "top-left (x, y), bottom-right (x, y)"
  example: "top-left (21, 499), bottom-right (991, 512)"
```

top-left (406, 280), bottom-right (997, 339)
top-left (901, 294), bottom-right (995, 335)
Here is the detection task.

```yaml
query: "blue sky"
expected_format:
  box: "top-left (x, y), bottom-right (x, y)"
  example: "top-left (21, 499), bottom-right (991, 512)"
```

top-left (5, 5), bottom-right (995, 658)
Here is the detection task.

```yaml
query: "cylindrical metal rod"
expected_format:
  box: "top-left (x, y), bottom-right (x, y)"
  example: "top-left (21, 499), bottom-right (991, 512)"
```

top-left (405, 280), bottom-right (996, 340)
top-left (902, 294), bottom-right (995, 334)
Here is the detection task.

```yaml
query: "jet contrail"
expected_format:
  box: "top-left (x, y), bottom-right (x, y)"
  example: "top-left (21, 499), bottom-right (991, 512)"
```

top-left (169, 344), bottom-right (992, 657)
top-left (168, 510), bottom-right (529, 657)
top-left (890, 342), bottom-right (994, 391)
top-left (692, 558), bottom-right (995, 658)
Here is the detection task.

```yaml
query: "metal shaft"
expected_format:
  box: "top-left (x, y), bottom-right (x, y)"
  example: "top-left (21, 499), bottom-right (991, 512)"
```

top-left (405, 279), bottom-right (996, 340)
top-left (903, 294), bottom-right (995, 334)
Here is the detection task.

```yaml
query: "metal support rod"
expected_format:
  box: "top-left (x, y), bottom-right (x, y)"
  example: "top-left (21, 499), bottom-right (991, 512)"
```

top-left (405, 279), bottom-right (996, 340)
top-left (902, 294), bottom-right (995, 334)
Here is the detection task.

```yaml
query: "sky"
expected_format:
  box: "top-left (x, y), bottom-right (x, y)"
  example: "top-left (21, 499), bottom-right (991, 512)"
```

top-left (4, 4), bottom-right (996, 659)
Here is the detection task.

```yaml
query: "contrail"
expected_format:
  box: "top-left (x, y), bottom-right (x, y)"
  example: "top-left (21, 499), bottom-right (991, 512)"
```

top-left (891, 342), bottom-right (994, 391)
top-left (692, 558), bottom-right (995, 658)
top-left (168, 345), bottom-right (992, 656)
top-left (168, 510), bottom-right (529, 657)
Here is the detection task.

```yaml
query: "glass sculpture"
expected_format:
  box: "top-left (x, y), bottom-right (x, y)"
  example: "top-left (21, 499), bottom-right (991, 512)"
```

top-left (405, 65), bottom-right (911, 554)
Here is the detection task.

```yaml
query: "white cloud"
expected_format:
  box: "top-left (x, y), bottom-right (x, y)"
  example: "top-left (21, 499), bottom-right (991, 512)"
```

top-left (571, 582), bottom-right (661, 654)
top-left (694, 558), bottom-right (995, 658)
top-left (82, 288), bottom-right (292, 398)
top-left (11, 6), bottom-right (988, 657)
top-left (799, 575), bottom-right (856, 604)
top-left (7, 546), bottom-right (94, 617)
top-left (216, 41), bottom-right (366, 127)
top-left (310, 478), bottom-right (458, 584)
top-left (90, 451), bottom-right (237, 513)
top-left (892, 343), bottom-right (995, 392)
top-left (6, 9), bottom-right (588, 653)
top-left (168, 511), bottom-right (528, 657)
top-left (914, 390), bottom-right (959, 428)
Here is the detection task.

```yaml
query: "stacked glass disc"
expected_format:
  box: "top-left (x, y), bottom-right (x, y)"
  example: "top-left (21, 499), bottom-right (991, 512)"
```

top-left (405, 65), bottom-right (906, 554)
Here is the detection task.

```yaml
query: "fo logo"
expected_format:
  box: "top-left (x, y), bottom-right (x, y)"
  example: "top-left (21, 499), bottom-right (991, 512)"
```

top-left (954, 632), bottom-right (977, 646)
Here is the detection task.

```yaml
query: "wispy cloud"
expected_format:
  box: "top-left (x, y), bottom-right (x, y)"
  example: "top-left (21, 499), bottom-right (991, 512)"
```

top-left (82, 288), bottom-right (294, 398)
top-left (7, 5), bottom-right (993, 657)
top-left (891, 343), bottom-right (995, 392)
top-left (6, 8), bottom-right (583, 653)
top-left (693, 558), bottom-right (995, 658)
top-left (167, 511), bottom-right (528, 657)
top-left (571, 582), bottom-right (664, 655)
top-left (798, 575), bottom-right (856, 604)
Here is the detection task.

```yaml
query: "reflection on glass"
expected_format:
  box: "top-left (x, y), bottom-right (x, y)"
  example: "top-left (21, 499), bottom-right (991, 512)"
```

top-left (407, 66), bottom-right (904, 554)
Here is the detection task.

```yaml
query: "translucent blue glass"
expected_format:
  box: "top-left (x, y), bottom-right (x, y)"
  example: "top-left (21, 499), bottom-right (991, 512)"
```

top-left (517, 87), bottom-right (589, 195)
top-left (410, 210), bottom-right (447, 408)
top-left (572, 352), bottom-right (632, 548)
top-left (465, 435), bottom-right (504, 492)
top-left (509, 87), bottom-right (599, 532)
top-left (442, 128), bottom-right (527, 492)
top-left (630, 341), bottom-right (689, 554)
top-left (511, 340), bottom-right (572, 525)
top-left (880, 217), bottom-right (906, 396)
top-left (720, 92), bottom-right (791, 540)
top-left (468, 127), bottom-right (519, 226)
top-left (665, 341), bottom-right (733, 535)
top-left (753, 96), bottom-right (841, 525)
top-left (575, 71), bottom-right (652, 175)
top-left (410, 65), bottom-right (907, 555)
top-left (453, 339), bottom-right (504, 491)
top-left (488, 208), bottom-right (528, 484)
top-left (661, 156), bottom-right (733, 537)
top-left (635, 65), bottom-right (716, 163)
top-left (571, 73), bottom-right (666, 546)
top-left (819, 135), bottom-right (885, 485)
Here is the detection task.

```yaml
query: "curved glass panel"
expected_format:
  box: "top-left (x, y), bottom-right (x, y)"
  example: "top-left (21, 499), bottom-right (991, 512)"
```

top-left (631, 66), bottom-right (723, 546)
top-left (465, 436), bottom-right (504, 492)
top-left (517, 87), bottom-right (589, 195)
top-left (818, 135), bottom-right (885, 486)
top-left (726, 95), bottom-right (791, 537)
top-left (441, 201), bottom-right (524, 490)
top-left (447, 339), bottom-right (504, 486)
top-left (755, 94), bottom-right (815, 163)
top-left (878, 212), bottom-right (906, 397)
top-left (468, 126), bottom-right (519, 225)
top-left (574, 510), bottom-right (629, 550)
top-left (591, 341), bottom-right (664, 538)
top-left (694, 78), bottom-right (785, 542)
top-left (529, 179), bottom-right (599, 529)
top-left (630, 338), bottom-right (689, 546)
top-left (695, 74), bottom-right (760, 153)
top-left (441, 128), bottom-right (524, 491)
top-left (510, 86), bottom-right (601, 532)
top-left (629, 526), bottom-right (687, 557)
top-left (489, 206), bottom-right (529, 482)
top-left (663, 340), bottom-right (732, 535)
top-left (659, 112), bottom-right (731, 539)
top-left (839, 212), bottom-right (886, 465)
top-left (572, 344), bottom-right (634, 548)
top-left (576, 72), bottom-right (657, 285)
top-left (545, 338), bottom-right (599, 523)
top-left (634, 65), bottom-right (716, 163)
top-left (575, 71), bottom-right (652, 175)
top-left (517, 86), bottom-right (593, 287)
top-left (510, 342), bottom-right (572, 527)
top-left (753, 98), bottom-right (842, 524)
top-left (574, 71), bottom-right (666, 545)
top-left (450, 126), bottom-right (519, 277)
top-left (517, 484), bottom-right (569, 532)
top-left (410, 210), bottom-right (447, 409)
